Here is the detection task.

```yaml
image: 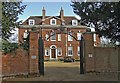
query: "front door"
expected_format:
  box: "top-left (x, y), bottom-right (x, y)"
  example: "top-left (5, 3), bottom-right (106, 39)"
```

top-left (51, 49), bottom-right (56, 58)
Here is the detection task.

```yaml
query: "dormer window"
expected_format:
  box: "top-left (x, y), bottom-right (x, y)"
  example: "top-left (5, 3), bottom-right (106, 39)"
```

top-left (29, 19), bottom-right (35, 25)
top-left (50, 18), bottom-right (56, 25)
top-left (72, 20), bottom-right (78, 26)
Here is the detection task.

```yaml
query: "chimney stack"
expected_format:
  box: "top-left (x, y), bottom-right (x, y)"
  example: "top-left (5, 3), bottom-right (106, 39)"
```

top-left (60, 7), bottom-right (64, 21)
top-left (42, 7), bottom-right (45, 20)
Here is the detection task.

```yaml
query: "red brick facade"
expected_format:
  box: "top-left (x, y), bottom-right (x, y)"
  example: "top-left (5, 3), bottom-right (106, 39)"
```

top-left (19, 8), bottom-right (100, 60)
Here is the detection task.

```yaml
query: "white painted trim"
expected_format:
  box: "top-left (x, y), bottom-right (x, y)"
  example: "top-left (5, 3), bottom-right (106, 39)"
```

top-left (50, 40), bottom-right (56, 41)
top-left (50, 45), bottom-right (57, 49)
top-left (93, 33), bottom-right (97, 41)
top-left (20, 25), bottom-right (87, 29)
top-left (50, 18), bottom-right (56, 25)
top-left (77, 46), bottom-right (80, 56)
top-left (72, 20), bottom-right (78, 26)
top-left (68, 54), bottom-right (73, 56)
top-left (58, 34), bottom-right (61, 41)
top-left (50, 45), bottom-right (57, 59)
top-left (57, 48), bottom-right (62, 56)
top-left (45, 34), bottom-right (49, 41)
top-left (44, 16), bottom-right (61, 20)
top-left (68, 34), bottom-right (73, 41)
top-left (77, 32), bottom-right (82, 40)
top-left (45, 48), bottom-right (50, 56)
top-left (29, 19), bottom-right (35, 25)
top-left (68, 46), bottom-right (73, 56)
top-left (65, 34), bottom-right (68, 56)
top-left (50, 32), bottom-right (56, 41)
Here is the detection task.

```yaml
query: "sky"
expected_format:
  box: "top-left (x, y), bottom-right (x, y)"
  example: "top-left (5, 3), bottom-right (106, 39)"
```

top-left (11, 2), bottom-right (80, 43)
top-left (22, 0), bottom-right (71, 2)
top-left (4, 0), bottom-right (119, 43)
top-left (18, 2), bottom-right (80, 22)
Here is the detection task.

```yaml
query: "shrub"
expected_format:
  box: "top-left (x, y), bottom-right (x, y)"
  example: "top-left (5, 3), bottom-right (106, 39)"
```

top-left (64, 56), bottom-right (74, 62)
top-left (2, 39), bottom-right (18, 54)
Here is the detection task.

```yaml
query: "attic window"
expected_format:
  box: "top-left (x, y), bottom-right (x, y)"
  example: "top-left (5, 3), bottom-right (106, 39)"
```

top-left (29, 19), bottom-right (35, 25)
top-left (72, 20), bottom-right (78, 26)
top-left (50, 18), bottom-right (56, 25)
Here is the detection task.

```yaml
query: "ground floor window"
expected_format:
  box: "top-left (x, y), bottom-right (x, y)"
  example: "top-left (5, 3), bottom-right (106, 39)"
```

top-left (68, 46), bottom-right (73, 56)
top-left (58, 48), bottom-right (62, 56)
top-left (45, 48), bottom-right (50, 56)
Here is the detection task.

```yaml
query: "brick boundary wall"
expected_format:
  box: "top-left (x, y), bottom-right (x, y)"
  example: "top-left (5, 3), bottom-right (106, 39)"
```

top-left (94, 47), bottom-right (118, 72)
top-left (84, 33), bottom-right (119, 74)
top-left (118, 46), bottom-right (120, 81)
top-left (1, 48), bottom-right (28, 77)
top-left (0, 51), bottom-right (2, 82)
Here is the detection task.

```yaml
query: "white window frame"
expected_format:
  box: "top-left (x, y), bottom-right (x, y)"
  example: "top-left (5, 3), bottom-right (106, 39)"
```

top-left (77, 32), bottom-right (82, 40)
top-left (45, 48), bottom-right (50, 56)
top-left (45, 34), bottom-right (49, 41)
top-left (29, 19), bottom-right (35, 25)
top-left (72, 20), bottom-right (78, 26)
top-left (68, 32), bottom-right (73, 41)
top-left (94, 43), bottom-right (97, 46)
top-left (23, 30), bottom-right (29, 39)
top-left (68, 46), bottom-right (73, 56)
top-left (57, 48), bottom-right (62, 56)
top-left (93, 33), bottom-right (97, 41)
top-left (58, 34), bottom-right (61, 41)
top-left (50, 18), bottom-right (56, 25)
top-left (50, 32), bottom-right (56, 41)
top-left (77, 46), bottom-right (80, 56)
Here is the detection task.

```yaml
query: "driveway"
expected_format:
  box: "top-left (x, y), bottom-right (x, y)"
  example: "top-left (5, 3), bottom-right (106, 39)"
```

top-left (2, 61), bottom-right (118, 82)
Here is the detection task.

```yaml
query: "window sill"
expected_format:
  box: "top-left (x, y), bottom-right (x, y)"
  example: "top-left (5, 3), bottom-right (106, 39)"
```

top-left (58, 55), bottom-right (62, 56)
top-left (45, 55), bottom-right (50, 56)
top-left (68, 55), bottom-right (73, 56)
top-left (68, 41), bottom-right (72, 42)
top-left (51, 40), bottom-right (56, 41)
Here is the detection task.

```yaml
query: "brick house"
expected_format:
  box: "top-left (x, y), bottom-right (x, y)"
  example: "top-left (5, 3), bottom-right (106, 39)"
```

top-left (19, 7), bottom-right (100, 60)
